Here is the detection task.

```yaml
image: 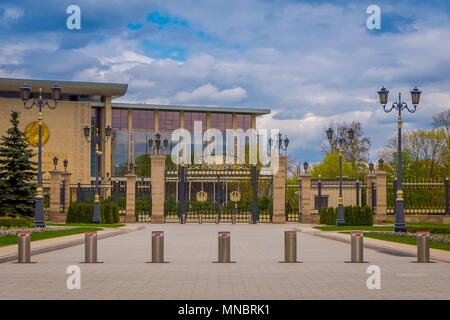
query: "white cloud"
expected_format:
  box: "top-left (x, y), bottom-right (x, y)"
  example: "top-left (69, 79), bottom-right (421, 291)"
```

top-left (172, 83), bottom-right (247, 104)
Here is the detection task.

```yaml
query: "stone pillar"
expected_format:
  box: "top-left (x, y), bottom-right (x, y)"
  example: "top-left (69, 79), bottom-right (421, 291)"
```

top-left (272, 155), bottom-right (286, 224)
top-left (125, 173), bottom-right (136, 223)
top-left (61, 172), bottom-right (72, 216)
top-left (301, 174), bottom-right (312, 216)
top-left (49, 170), bottom-right (62, 222)
top-left (151, 155), bottom-right (166, 224)
top-left (365, 174), bottom-right (375, 210)
top-left (375, 169), bottom-right (387, 222)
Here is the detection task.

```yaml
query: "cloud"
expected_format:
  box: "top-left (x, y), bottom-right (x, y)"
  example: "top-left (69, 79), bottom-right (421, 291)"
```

top-left (0, 0), bottom-right (449, 162)
top-left (172, 83), bottom-right (247, 104)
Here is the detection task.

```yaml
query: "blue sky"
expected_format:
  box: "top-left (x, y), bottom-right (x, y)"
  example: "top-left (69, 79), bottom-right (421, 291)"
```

top-left (0, 0), bottom-right (449, 162)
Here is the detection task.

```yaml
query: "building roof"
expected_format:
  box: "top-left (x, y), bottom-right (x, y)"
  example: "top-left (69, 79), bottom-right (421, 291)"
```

top-left (112, 102), bottom-right (271, 116)
top-left (0, 78), bottom-right (128, 99)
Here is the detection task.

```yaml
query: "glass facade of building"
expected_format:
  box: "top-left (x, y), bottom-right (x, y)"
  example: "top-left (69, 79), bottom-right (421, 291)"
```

top-left (184, 112), bottom-right (206, 132)
top-left (210, 113), bottom-right (233, 131)
top-left (108, 109), bottom-right (256, 177)
top-left (159, 111), bottom-right (180, 132)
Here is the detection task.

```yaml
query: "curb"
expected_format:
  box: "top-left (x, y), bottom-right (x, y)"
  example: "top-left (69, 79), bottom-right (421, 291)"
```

top-left (306, 231), bottom-right (450, 264)
top-left (0, 225), bottom-right (145, 264)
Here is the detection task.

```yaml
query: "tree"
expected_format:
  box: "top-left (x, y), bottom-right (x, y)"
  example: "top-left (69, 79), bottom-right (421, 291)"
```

top-left (379, 127), bottom-right (449, 179)
top-left (310, 152), bottom-right (359, 179)
top-left (0, 111), bottom-right (37, 217)
top-left (320, 120), bottom-right (371, 179)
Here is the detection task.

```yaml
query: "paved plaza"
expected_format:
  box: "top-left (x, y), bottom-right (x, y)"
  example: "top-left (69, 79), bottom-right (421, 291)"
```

top-left (0, 224), bottom-right (449, 300)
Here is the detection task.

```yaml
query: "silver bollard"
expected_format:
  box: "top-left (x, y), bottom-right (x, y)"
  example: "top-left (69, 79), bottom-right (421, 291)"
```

top-left (284, 231), bottom-right (297, 263)
top-left (152, 231), bottom-right (164, 263)
top-left (417, 232), bottom-right (430, 263)
top-left (218, 231), bottom-right (231, 263)
top-left (84, 231), bottom-right (98, 263)
top-left (17, 232), bottom-right (31, 263)
top-left (350, 231), bottom-right (364, 263)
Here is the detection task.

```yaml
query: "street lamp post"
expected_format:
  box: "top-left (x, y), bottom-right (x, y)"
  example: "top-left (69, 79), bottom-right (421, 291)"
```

top-left (83, 125), bottom-right (112, 224)
top-left (378, 86), bottom-right (421, 232)
top-left (20, 84), bottom-right (62, 228)
top-left (268, 132), bottom-right (289, 155)
top-left (326, 127), bottom-right (354, 226)
top-left (148, 132), bottom-right (169, 155)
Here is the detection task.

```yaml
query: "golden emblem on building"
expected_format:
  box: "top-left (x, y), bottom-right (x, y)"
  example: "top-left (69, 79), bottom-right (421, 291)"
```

top-left (196, 191), bottom-right (208, 202)
top-left (25, 121), bottom-right (49, 147)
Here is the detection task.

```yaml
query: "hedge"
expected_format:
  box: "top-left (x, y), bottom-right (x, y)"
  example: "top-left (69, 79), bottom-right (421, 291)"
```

top-left (0, 217), bottom-right (33, 228)
top-left (406, 225), bottom-right (450, 235)
top-left (66, 200), bottom-right (120, 224)
top-left (320, 206), bottom-right (373, 226)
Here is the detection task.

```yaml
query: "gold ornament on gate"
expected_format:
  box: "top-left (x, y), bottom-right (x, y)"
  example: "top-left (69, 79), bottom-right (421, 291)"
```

top-left (196, 191), bottom-right (208, 202)
top-left (25, 121), bottom-right (49, 147)
top-left (230, 191), bottom-right (241, 202)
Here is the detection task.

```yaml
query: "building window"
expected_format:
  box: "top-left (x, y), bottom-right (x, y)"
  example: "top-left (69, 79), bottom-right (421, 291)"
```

top-left (112, 109), bottom-right (128, 130)
top-left (210, 113), bottom-right (232, 131)
top-left (236, 114), bottom-right (252, 131)
top-left (132, 110), bottom-right (155, 131)
top-left (184, 112), bottom-right (206, 132)
top-left (159, 111), bottom-right (180, 132)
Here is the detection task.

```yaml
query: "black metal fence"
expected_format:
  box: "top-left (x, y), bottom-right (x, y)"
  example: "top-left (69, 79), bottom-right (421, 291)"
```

top-left (387, 178), bottom-right (449, 215)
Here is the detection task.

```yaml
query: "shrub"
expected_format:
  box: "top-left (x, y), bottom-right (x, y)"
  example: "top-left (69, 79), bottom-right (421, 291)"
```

top-left (0, 217), bottom-right (33, 228)
top-left (319, 205), bottom-right (373, 226)
top-left (136, 197), bottom-right (151, 215)
top-left (164, 196), bottom-right (178, 215)
top-left (66, 201), bottom-right (119, 224)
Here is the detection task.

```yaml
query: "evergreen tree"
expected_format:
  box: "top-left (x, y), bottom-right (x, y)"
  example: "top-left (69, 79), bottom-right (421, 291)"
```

top-left (0, 111), bottom-right (37, 217)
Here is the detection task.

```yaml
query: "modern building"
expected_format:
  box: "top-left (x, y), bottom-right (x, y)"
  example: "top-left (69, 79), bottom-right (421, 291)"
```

top-left (0, 78), bottom-right (270, 184)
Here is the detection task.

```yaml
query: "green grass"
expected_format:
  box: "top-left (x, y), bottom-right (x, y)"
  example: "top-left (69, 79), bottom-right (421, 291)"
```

top-left (47, 223), bottom-right (125, 228)
top-left (313, 225), bottom-right (394, 232)
top-left (382, 221), bottom-right (450, 228)
top-left (341, 232), bottom-right (450, 251)
top-left (0, 227), bottom-right (103, 247)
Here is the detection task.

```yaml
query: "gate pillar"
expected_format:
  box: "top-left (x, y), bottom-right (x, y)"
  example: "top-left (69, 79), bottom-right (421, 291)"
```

top-left (151, 155), bottom-right (166, 224)
top-left (272, 155), bottom-right (286, 224)
top-left (125, 173), bottom-right (136, 223)
top-left (49, 170), bottom-right (62, 222)
top-left (61, 172), bottom-right (72, 216)
top-left (365, 174), bottom-right (375, 212)
top-left (375, 168), bottom-right (387, 223)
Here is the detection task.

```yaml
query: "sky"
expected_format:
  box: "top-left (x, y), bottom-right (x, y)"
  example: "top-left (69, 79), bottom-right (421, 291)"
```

top-left (0, 0), bottom-right (449, 162)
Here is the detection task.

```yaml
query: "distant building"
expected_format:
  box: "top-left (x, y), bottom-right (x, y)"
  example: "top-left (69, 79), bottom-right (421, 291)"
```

top-left (0, 78), bottom-right (270, 183)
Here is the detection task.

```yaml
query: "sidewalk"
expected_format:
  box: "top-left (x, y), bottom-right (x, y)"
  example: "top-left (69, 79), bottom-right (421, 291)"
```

top-left (0, 225), bottom-right (144, 263)
top-left (298, 226), bottom-right (450, 262)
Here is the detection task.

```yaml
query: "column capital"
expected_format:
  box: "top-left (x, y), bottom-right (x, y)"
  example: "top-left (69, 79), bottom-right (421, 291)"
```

top-left (151, 154), bottom-right (166, 161)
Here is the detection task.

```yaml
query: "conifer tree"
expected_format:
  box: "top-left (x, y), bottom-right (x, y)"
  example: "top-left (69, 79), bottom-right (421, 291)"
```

top-left (0, 111), bottom-right (37, 217)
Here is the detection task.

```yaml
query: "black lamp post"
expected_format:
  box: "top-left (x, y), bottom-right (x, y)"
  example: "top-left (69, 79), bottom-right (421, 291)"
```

top-left (52, 156), bottom-right (59, 170)
top-left (268, 132), bottom-right (289, 155)
top-left (326, 127), bottom-right (354, 226)
top-left (83, 125), bottom-right (112, 224)
top-left (378, 86), bottom-right (421, 232)
top-left (148, 132), bottom-right (169, 155)
top-left (369, 162), bottom-right (374, 175)
top-left (63, 159), bottom-right (68, 172)
top-left (20, 83), bottom-right (62, 228)
top-left (303, 161), bottom-right (309, 173)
